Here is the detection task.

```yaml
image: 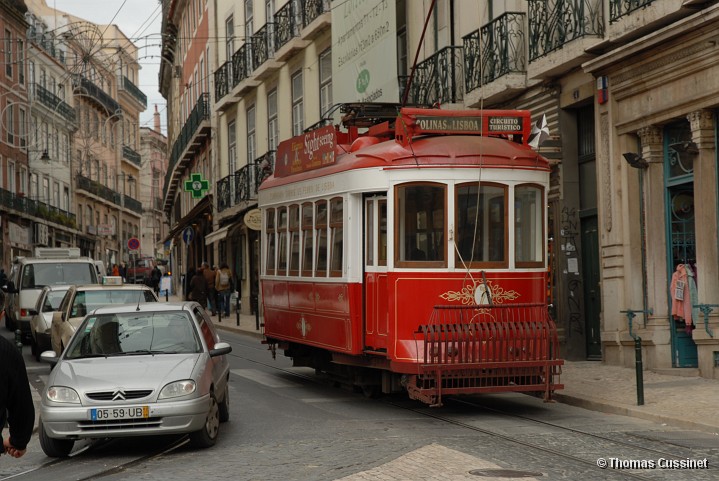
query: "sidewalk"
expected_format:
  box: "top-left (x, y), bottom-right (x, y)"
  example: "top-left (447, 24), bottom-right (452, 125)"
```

top-left (168, 294), bottom-right (719, 434)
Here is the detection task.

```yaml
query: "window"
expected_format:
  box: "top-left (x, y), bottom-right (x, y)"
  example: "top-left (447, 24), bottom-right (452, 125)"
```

top-left (19, 166), bottom-right (26, 195)
top-left (265, 209), bottom-right (276, 275)
top-left (42, 176), bottom-right (49, 203)
top-left (53, 182), bottom-right (60, 207)
top-left (288, 204), bottom-right (300, 275)
top-left (301, 203), bottom-right (313, 276)
top-left (267, 88), bottom-right (278, 151)
top-left (30, 173), bottom-right (38, 200)
top-left (225, 15), bottom-right (235, 61)
top-left (277, 206), bottom-right (288, 274)
top-left (515, 184), bottom-right (544, 266)
top-left (228, 120), bottom-right (236, 173)
top-left (315, 200), bottom-right (328, 276)
top-left (18, 40), bottom-right (24, 84)
top-left (6, 104), bottom-right (13, 145)
top-left (291, 70), bottom-right (303, 136)
top-left (19, 108), bottom-right (25, 147)
top-left (319, 48), bottom-right (332, 117)
top-left (63, 186), bottom-right (69, 211)
top-left (8, 161), bottom-right (15, 193)
top-left (455, 182), bottom-right (507, 267)
top-left (247, 105), bottom-right (256, 162)
top-left (329, 197), bottom-right (343, 276)
top-left (396, 183), bottom-right (446, 267)
top-left (5, 29), bottom-right (12, 78)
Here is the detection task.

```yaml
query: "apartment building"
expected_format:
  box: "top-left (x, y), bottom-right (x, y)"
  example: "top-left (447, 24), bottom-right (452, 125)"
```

top-left (159, 0), bottom-right (719, 378)
top-left (139, 106), bottom-right (169, 260)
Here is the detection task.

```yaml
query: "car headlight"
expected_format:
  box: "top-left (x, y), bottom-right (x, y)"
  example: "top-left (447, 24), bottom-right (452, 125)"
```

top-left (159, 380), bottom-right (197, 400)
top-left (46, 386), bottom-right (80, 404)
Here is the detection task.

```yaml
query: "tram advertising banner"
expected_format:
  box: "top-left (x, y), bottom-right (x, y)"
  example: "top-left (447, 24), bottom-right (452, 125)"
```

top-left (275, 125), bottom-right (337, 178)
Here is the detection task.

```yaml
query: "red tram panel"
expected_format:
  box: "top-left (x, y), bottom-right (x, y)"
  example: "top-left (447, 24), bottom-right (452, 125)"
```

top-left (259, 104), bottom-right (563, 406)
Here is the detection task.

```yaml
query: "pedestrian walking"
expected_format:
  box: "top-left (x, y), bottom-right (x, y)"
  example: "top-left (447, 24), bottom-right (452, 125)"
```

top-left (215, 263), bottom-right (233, 317)
top-left (112, 264), bottom-right (120, 276)
top-left (202, 262), bottom-right (217, 315)
top-left (184, 266), bottom-right (196, 301)
top-left (119, 262), bottom-right (127, 281)
top-left (0, 336), bottom-right (35, 458)
top-left (189, 265), bottom-right (208, 309)
top-left (150, 264), bottom-right (162, 297)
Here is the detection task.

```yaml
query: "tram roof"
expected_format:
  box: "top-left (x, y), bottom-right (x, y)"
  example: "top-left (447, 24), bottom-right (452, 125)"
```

top-left (260, 132), bottom-right (550, 191)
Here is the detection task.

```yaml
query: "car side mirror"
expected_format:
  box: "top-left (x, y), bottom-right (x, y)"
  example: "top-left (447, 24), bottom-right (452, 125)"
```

top-left (40, 350), bottom-right (59, 367)
top-left (209, 341), bottom-right (232, 357)
top-left (52, 311), bottom-right (64, 323)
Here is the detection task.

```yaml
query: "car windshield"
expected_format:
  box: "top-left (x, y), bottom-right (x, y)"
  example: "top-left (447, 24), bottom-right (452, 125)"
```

top-left (70, 289), bottom-right (157, 318)
top-left (21, 263), bottom-right (96, 288)
top-left (65, 311), bottom-right (201, 359)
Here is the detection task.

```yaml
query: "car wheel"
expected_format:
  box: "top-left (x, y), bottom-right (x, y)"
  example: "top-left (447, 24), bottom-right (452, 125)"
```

top-left (218, 384), bottom-right (229, 423)
top-left (189, 392), bottom-right (220, 448)
top-left (39, 418), bottom-right (74, 457)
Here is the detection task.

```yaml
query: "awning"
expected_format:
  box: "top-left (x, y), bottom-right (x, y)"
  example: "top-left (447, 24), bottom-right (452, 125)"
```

top-left (161, 196), bottom-right (212, 243)
top-left (205, 225), bottom-right (231, 244)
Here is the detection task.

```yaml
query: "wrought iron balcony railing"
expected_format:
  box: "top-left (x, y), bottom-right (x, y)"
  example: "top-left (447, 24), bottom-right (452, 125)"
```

top-left (398, 46), bottom-right (464, 106)
top-left (122, 145), bottom-right (142, 166)
top-left (232, 44), bottom-right (251, 87)
top-left (73, 76), bottom-right (120, 114)
top-left (302, 0), bottom-right (330, 27)
top-left (609, 0), bottom-right (654, 23)
top-left (76, 174), bottom-right (122, 206)
top-left (0, 187), bottom-right (77, 228)
top-left (164, 92), bottom-right (210, 197)
top-left (217, 151), bottom-right (275, 213)
top-left (123, 195), bottom-right (143, 214)
top-left (33, 84), bottom-right (76, 124)
top-left (528, 0), bottom-right (604, 61)
top-left (463, 12), bottom-right (526, 92)
top-left (215, 60), bottom-right (231, 102)
top-left (274, 0), bottom-right (300, 50)
top-left (121, 76), bottom-right (148, 108)
top-left (251, 24), bottom-right (275, 70)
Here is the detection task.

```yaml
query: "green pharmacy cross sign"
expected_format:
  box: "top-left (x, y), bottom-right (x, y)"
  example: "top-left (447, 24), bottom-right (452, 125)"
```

top-left (184, 173), bottom-right (210, 199)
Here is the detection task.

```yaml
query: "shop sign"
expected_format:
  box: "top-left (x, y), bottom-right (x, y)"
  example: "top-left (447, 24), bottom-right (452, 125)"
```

top-left (244, 209), bottom-right (262, 231)
top-left (9, 221), bottom-right (31, 247)
top-left (34, 223), bottom-right (49, 246)
top-left (97, 224), bottom-right (114, 236)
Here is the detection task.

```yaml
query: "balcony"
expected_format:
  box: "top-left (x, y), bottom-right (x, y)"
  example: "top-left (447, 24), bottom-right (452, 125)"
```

top-left (214, 61), bottom-right (231, 103)
top-left (610, 0), bottom-right (654, 22)
top-left (76, 174), bottom-right (122, 206)
top-left (120, 76), bottom-right (148, 108)
top-left (123, 195), bottom-right (143, 214)
top-left (274, 0), bottom-right (307, 61)
top-left (32, 84), bottom-right (76, 125)
top-left (251, 24), bottom-right (282, 80)
top-left (163, 93), bottom-right (211, 212)
top-left (122, 145), bottom-right (142, 167)
top-left (463, 12), bottom-right (527, 106)
top-left (398, 46), bottom-right (464, 106)
top-left (217, 151), bottom-right (275, 213)
top-left (73, 76), bottom-right (120, 115)
top-left (300, 0), bottom-right (331, 39)
top-left (0, 187), bottom-right (77, 228)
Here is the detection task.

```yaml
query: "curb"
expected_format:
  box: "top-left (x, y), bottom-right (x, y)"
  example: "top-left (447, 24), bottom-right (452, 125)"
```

top-left (554, 393), bottom-right (719, 435)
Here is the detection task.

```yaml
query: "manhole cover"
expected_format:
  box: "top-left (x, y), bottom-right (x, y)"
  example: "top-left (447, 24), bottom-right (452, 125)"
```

top-left (469, 469), bottom-right (544, 478)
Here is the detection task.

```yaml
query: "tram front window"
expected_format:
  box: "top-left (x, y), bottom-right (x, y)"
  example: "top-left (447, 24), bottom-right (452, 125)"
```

top-left (455, 183), bottom-right (507, 267)
top-left (396, 184), bottom-right (446, 267)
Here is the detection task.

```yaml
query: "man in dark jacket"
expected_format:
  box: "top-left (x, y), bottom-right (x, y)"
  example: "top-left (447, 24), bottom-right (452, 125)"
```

top-left (0, 336), bottom-right (35, 458)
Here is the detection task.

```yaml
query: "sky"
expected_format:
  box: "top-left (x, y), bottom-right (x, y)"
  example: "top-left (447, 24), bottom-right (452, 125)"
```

top-left (52, 0), bottom-right (167, 134)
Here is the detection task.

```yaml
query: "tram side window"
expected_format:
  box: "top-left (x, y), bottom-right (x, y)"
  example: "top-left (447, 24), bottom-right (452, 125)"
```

top-left (455, 183), bottom-right (507, 267)
top-left (289, 204), bottom-right (300, 276)
top-left (266, 208), bottom-right (276, 275)
top-left (515, 184), bottom-right (544, 266)
top-left (396, 183), bottom-right (446, 267)
top-left (315, 200), bottom-right (328, 276)
top-left (301, 203), bottom-right (314, 276)
top-left (379, 199), bottom-right (387, 266)
top-left (277, 207), bottom-right (288, 275)
top-left (366, 200), bottom-right (374, 265)
top-left (329, 197), bottom-right (343, 277)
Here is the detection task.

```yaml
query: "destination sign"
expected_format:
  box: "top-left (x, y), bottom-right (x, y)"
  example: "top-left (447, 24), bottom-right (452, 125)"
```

top-left (275, 125), bottom-right (337, 177)
top-left (414, 115), bottom-right (524, 134)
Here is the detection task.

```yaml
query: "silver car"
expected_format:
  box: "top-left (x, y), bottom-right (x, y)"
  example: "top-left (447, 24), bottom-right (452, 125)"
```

top-left (28, 285), bottom-right (72, 360)
top-left (39, 302), bottom-right (232, 457)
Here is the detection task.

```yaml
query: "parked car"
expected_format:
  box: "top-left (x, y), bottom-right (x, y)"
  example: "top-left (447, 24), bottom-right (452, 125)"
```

top-left (126, 257), bottom-right (156, 285)
top-left (51, 280), bottom-right (158, 355)
top-left (38, 302), bottom-right (232, 457)
top-left (1, 247), bottom-right (99, 338)
top-left (29, 285), bottom-right (72, 360)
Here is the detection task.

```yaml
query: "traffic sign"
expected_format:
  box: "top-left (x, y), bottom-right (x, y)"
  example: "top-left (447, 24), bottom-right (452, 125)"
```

top-left (127, 237), bottom-right (140, 251)
top-left (182, 226), bottom-right (194, 245)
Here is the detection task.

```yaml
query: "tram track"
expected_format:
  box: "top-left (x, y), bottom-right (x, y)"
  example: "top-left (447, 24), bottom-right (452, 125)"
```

top-left (228, 348), bottom-right (711, 481)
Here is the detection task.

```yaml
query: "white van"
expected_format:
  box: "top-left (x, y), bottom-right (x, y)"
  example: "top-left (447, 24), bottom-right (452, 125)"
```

top-left (2, 248), bottom-right (99, 338)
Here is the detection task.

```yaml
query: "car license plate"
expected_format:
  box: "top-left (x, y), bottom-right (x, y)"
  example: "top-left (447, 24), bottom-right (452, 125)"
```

top-left (89, 406), bottom-right (149, 421)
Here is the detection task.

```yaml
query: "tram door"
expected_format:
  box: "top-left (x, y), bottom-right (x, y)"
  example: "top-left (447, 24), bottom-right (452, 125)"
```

top-left (363, 195), bottom-right (389, 351)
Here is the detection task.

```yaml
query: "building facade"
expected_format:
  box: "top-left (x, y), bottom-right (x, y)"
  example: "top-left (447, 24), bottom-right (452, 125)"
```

top-left (159, 0), bottom-right (719, 378)
top-left (140, 107), bottom-right (169, 260)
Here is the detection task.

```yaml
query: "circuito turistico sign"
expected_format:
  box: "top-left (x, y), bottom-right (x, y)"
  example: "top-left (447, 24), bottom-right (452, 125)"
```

top-left (244, 209), bottom-right (262, 231)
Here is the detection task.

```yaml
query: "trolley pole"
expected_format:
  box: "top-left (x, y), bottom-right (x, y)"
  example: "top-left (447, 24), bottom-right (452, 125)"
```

top-left (621, 308), bottom-right (652, 406)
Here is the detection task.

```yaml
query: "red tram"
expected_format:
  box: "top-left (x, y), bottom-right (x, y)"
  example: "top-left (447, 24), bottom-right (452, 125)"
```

top-left (258, 103), bottom-right (563, 406)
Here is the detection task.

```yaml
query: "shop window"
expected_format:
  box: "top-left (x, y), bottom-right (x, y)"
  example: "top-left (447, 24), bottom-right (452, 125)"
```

top-left (315, 200), bottom-right (328, 276)
top-left (396, 183), bottom-right (446, 268)
top-left (301, 203), bottom-right (314, 276)
top-left (515, 184), bottom-right (544, 266)
top-left (455, 182), bottom-right (507, 268)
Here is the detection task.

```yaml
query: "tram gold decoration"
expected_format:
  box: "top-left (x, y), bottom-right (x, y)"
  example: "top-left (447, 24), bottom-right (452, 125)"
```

top-left (297, 316), bottom-right (312, 338)
top-left (440, 280), bottom-right (520, 305)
